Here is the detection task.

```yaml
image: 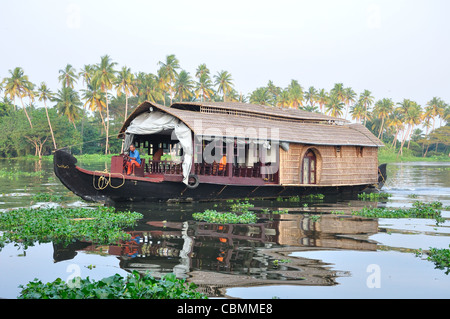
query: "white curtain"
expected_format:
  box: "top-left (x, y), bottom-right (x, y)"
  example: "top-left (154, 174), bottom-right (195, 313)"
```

top-left (125, 111), bottom-right (193, 185)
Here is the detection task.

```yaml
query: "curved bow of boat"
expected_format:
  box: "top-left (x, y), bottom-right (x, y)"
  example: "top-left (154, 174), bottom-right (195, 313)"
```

top-left (53, 149), bottom-right (110, 203)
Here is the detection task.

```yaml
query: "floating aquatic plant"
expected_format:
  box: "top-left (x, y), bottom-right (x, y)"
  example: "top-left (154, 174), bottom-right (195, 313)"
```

top-left (352, 201), bottom-right (445, 224)
top-left (31, 192), bottom-right (63, 202)
top-left (416, 245), bottom-right (450, 275)
top-left (192, 209), bottom-right (258, 224)
top-left (18, 270), bottom-right (207, 299)
top-left (358, 192), bottom-right (392, 201)
top-left (0, 206), bottom-right (143, 248)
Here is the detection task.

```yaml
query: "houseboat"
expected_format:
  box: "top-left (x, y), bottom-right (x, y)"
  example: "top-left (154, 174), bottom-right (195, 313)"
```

top-left (53, 101), bottom-right (387, 203)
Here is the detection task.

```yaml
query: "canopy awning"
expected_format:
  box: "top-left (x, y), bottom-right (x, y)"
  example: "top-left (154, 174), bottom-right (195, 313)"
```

top-left (124, 110), bottom-right (193, 185)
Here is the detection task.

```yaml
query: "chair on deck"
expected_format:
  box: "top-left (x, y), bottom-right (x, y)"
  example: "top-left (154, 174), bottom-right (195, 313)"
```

top-left (133, 158), bottom-right (145, 177)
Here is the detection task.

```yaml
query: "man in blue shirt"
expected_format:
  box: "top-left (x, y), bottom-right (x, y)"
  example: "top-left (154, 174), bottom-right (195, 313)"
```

top-left (126, 144), bottom-right (141, 175)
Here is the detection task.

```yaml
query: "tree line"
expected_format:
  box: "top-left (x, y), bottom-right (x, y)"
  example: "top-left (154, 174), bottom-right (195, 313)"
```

top-left (0, 54), bottom-right (449, 159)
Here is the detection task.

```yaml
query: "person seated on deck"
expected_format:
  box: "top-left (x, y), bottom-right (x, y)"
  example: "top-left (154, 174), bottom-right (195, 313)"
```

top-left (153, 148), bottom-right (163, 161)
top-left (126, 144), bottom-right (141, 175)
top-left (218, 155), bottom-right (227, 172)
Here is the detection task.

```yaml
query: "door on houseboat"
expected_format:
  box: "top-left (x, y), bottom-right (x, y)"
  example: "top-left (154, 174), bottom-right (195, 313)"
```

top-left (302, 150), bottom-right (316, 184)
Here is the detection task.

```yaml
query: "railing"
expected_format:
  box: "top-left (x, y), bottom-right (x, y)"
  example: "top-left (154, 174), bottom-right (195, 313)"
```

top-left (147, 160), bottom-right (182, 175)
top-left (146, 160), bottom-right (277, 183)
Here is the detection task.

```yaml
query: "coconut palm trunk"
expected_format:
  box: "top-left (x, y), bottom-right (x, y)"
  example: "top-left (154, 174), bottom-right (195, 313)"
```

top-left (19, 96), bottom-right (33, 128)
top-left (43, 99), bottom-right (57, 149)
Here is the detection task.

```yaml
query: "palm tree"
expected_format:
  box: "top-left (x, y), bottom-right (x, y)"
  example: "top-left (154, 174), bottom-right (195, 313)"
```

top-left (195, 72), bottom-right (214, 102)
top-left (93, 55), bottom-right (117, 154)
top-left (350, 101), bottom-right (365, 123)
top-left (425, 97), bottom-right (445, 131)
top-left (276, 89), bottom-right (291, 108)
top-left (325, 93), bottom-right (345, 117)
top-left (195, 64), bottom-right (210, 79)
top-left (359, 90), bottom-right (374, 126)
top-left (330, 83), bottom-right (345, 103)
top-left (54, 87), bottom-right (82, 128)
top-left (156, 68), bottom-right (169, 106)
top-left (373, 98), bottom-right (394, 139)
top-left (174, 70), bottom-right (194, 102)
top-left (81, 82), bottom-right (107, 133)
top-left (387, 110), bottom-right (404, 149)
top-left (304, 86), bottom-right (318, 108)
top-left (214, 71), bottom-right (234, 102)
top-left (116, 66), bottom-right (137, 121)
top-left (137, 73), bottom-right (164, 103)
top-left (249, 87), bottom-right (273, 105)
top-left (157, 54), bottom-right (180, 104)
top-left (37, 82), bottom-right (57, 149)
top-left (2, 67), bottom-right (34, 127)
top-left (317, 89), bottom-right (328, 113)
top-left (343, 87), bottom-right (357, 119)
top-left (396, 99), bottom-right (422, 155)
top-left (266, 80), bottom-right (281, 103)
top-left (78, 64), bottom-right (94, 87)
top-left (58, 64), bottom-right (78, 89)
top-left (287, 80), bottom-right (304, 108)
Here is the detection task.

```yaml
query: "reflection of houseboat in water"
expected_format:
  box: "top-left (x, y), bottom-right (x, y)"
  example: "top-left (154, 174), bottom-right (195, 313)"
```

top-left (53, 203), bottom-right (379, 297)
top-left (54, 101), bottom-right (387, 203)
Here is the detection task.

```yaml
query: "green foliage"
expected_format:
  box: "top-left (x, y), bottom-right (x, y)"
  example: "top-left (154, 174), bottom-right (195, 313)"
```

top-left (358, 192), bottom-right (392, 201)
top-left (416, 246), bottom-right (450, 275)
top-left (276, 193), bottom-right (325, 202)
top-left (0, 206), bottom-right (143, 248)
top-left (192, 209), bottom-right (258, 224)
top-left (352, 201), bottom-right (445, 224)
top-left (0, 107), bottom-right (81, 158)
top-left (31, 192), bottom-right (63, 202)
top-left (0, 168), bottom-right (43, 180)
top-left (18, 271), bottom-right (207, 299)
top-left (230, 200), bottom-right (254, 213)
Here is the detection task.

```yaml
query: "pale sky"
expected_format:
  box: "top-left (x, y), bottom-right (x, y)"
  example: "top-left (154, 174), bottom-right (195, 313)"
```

top-left (1, 0), bottom-right (449, 109)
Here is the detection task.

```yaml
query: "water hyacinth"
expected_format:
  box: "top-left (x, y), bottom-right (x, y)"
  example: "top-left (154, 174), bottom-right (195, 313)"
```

top-left (192, 209), bottom-right (258, 224)
top-left (0, 206), bottom-right (143, 248)
top-left (18, 271), bottom-right (207, 299)
top-left (352, 201), bottom-right (445, 224)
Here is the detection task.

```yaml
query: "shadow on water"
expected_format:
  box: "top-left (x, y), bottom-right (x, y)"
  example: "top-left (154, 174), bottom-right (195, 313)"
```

top-left (0, 159), bottom-right (449, 298)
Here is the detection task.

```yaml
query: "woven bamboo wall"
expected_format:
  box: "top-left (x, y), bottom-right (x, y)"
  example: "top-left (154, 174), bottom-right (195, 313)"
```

top-left (279, 144), bottom-right (378, 186)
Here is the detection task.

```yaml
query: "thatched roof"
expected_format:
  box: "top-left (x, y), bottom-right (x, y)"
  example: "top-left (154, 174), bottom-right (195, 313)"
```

top-left (119, 101), bottom-right (384, 147)
top-left (171, 101), bottom-right (344, 123)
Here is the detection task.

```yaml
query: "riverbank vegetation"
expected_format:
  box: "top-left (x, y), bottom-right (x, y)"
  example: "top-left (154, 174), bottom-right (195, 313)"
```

top-left (0, 54), bottom-right (449, 161)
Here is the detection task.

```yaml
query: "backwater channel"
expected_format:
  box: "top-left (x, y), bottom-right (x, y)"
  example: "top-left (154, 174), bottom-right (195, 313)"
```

top-left (0, 158), bottom-right (449, 299)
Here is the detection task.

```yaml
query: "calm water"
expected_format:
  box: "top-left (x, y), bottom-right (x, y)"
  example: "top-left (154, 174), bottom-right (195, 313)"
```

top-left (0, 158), bottom-right (449, 299)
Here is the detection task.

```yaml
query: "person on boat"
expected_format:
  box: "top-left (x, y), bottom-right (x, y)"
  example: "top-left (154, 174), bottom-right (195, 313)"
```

top-left (218, 155), bottom-right (227, 172)
top-left (153, 148), bottom-right (163, 161)
top-left (126, 144), bottom-right (141, 175)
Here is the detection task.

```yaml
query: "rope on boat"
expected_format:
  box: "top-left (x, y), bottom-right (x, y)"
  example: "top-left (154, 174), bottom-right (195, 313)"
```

top-left (93, 169), bottom-right (125, 190)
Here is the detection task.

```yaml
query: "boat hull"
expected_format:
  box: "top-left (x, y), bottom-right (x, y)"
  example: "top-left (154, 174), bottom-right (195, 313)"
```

top-left (54, 149), bottom-right (385, 203)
